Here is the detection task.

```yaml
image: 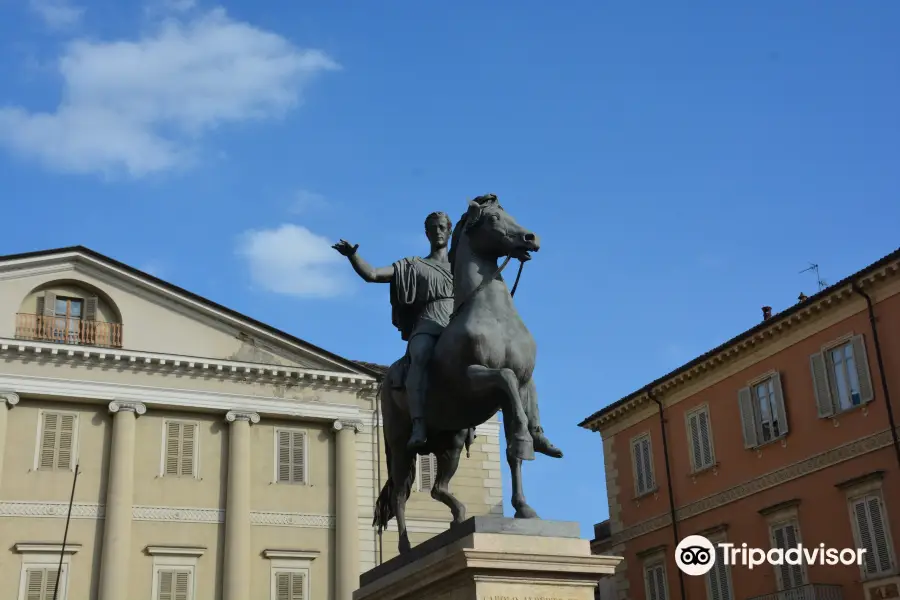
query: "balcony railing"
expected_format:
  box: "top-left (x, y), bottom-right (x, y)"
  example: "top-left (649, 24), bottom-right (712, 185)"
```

top-left (747, 584), bottom-right (843, 600)
top-left (16, 313), bottom-right (123, 348)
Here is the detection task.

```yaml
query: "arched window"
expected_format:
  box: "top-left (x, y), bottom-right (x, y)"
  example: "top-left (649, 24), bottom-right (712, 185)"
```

top-left (16, 280), bottom-right (123, 348)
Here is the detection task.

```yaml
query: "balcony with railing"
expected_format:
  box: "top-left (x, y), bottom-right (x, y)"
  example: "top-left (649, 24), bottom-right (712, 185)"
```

top-left (747, 584), bottom-right (843, 600)
top-left (16, 313), bottom-right (123, 348)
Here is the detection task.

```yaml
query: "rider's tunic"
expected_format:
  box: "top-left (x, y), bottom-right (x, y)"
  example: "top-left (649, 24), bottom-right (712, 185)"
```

top-left (390, 256), bottom-right (454, 341)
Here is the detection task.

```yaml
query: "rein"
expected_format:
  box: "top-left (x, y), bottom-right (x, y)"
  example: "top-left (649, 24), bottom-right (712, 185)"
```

top-left (449, 256), bottom-right (526, 321)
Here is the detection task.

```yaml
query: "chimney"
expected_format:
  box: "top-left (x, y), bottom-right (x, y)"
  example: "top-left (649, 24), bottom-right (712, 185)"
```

top-left (798, 292), bottom-right (808, 303)
top-left (762, 306), bottom-right (772, 320)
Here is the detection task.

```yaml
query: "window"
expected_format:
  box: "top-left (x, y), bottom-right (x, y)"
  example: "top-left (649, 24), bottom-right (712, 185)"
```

top-left (35, 411), bottom-right (78, 471)
top-left (15, 543), bottom-right (77, 600)
top-left (643, 559), bottom-right (668, 600)
top-left (264, 549), bottom-right (317, 600)
top-left (631, 433), bottom-right (655, 496)
top-left (155, 570), bottom-right (192, 600)
top-left (685, 405), bottom-right (715, 471)
top-left (705, 537), bottom-right (734, 600)
top-left (850, 492), bottom-right (895, 578)
top-left (147, 546), bottom-right (202, 600)
top-left (416, 453), bottom-right (437, 492)
top-left (162, 421), bottom-right (198, 477)
top-left (21, 567), bottom-right (63, 600)
top-left (738, 373), bottom-right (789, 448)
top-left (811, 335), bottom-right (874, 417)
top-left (770, 521), bottom-right (806, 590)
top-left (273, 572), bottom-right (306, 600)
top-left (275, 429), bottom-right (307, 484)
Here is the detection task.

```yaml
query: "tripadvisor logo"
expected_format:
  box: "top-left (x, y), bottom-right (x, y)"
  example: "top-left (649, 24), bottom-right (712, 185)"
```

top-left (675, 535), bottom-right (867, 576)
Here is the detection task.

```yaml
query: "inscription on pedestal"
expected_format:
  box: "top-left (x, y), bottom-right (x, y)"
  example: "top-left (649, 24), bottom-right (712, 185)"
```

top-left (482, 596), bottom-right (580, 600)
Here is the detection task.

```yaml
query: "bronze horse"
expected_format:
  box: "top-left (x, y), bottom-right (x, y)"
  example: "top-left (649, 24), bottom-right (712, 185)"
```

top-left (374, 195), bottom-right (557, 554)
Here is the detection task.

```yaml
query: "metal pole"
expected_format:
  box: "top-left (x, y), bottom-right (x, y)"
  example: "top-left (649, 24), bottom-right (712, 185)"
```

top-left (53, 463), bottom-right (79, 600)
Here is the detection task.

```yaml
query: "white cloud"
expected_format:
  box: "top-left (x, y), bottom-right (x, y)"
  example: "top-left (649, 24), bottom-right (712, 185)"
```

top-left (0, 8), bottom-right (339, 178)
top-left (289, 189), bottom-right (329, 214)
top-left (29, 0), bottom-right (84, 30)
top-left (236, 224), bottom-right (351, 298)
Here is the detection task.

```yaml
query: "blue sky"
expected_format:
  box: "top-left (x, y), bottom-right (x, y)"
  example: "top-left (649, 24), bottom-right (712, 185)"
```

top-left (1, 0), bottom-right (898, 538)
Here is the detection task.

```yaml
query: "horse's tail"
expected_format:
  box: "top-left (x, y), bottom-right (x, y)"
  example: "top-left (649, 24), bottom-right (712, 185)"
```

top-left (372, 373), bottom-right (416, 533)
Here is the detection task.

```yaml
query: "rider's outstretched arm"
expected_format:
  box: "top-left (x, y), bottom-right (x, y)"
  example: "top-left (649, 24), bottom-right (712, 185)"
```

top-left (348, 253), bottom-right (394, 283)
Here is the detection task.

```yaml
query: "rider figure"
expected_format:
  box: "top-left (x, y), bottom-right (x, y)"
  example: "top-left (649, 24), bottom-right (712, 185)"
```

top-left (333, 211), bottom-right (454, 451)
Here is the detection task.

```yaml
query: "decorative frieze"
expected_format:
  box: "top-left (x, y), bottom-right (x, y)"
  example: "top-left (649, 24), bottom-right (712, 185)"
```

top-left (0, 338), bottom-right (377, 392)
top-left (0, 501), bottom-right (336, 529)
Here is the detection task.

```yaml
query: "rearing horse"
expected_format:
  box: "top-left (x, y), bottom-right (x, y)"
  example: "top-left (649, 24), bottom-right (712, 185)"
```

top-left (374, 195), bottom-right (560, 554)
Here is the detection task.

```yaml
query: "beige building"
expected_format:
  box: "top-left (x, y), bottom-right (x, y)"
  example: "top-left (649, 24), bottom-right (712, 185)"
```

top-left (0, 246), bottom-right (503, 600)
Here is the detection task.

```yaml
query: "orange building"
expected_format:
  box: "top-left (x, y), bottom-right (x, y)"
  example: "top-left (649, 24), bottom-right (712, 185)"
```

top-left (580, 248), bottom-right (900, 600)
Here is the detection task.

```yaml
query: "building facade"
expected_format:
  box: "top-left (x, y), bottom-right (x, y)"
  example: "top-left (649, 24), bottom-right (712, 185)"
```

top-left (0, 246), bottom-right (503, 600)
top-left (580, 248), bottom-right (900, 600)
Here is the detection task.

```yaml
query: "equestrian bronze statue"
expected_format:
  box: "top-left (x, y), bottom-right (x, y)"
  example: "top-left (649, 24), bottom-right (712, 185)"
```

top-left (333, 194), bottom-right (562, 554)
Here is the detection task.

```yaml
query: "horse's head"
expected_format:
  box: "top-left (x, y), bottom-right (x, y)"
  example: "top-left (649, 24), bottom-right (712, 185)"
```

top-left (461, 194), bottom-right (540, 262)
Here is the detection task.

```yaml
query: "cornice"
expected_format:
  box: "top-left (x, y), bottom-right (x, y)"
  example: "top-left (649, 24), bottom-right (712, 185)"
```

top-left (582, 260), bottom-right (900, 432)
top-left (0, 373), bottom-right (364, 423)
top-left (146, 545), bottom-right (206, 557)
top-left (14, 542), bottom-right (81, 554)
top-left (263, 550), bottom-right (320, 560)
top-left (0, 338), bottom-right (376, 392)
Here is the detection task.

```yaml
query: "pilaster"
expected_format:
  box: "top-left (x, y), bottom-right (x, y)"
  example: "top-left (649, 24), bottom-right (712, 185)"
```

top-left (0, 392), bottom-right (20, 488)
top-left (334, 419), bottom-right (363, 600)
top-left (223, 410), bottom-right (259, 600)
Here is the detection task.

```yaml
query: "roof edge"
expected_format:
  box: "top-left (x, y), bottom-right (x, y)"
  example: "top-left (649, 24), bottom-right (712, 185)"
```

top-left (0, 245), bottom-right (384, 379)
top-left (578, 246), bottom-right (900, 431)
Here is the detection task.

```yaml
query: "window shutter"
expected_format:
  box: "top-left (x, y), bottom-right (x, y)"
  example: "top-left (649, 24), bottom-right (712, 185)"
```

top-left (420, 454), bottom-right (436, 491)
top-left (276, 573), bottom-right (291, 600)
top-left (867, 496), bottom-right (893, 573)
top-left (853, 499), bottom-right (878, 574)
top-left (291, 572), bottom-right (304, 600)
top-left (291, 432), bottom-right (306, 484)
top-left (737, 387), bottom-right (758, 449)
top-left (26, 569), bottom-right (45, 600)
top-left (688, 413), bottom-right (701, 470)
top-left (641, 437), bottom-right (654, 489)
top-left (36, 296), bottom-right (45, 317)
top-left (180, 423), bottom-right (196, 477)
top-left (43, 569), bottom-right (59, 600)
top-left (42, 292), bottom-right (57, 316)
top-left (698, 410), bottom-right (713, 467)
top-left (84, 296), bottom-right (98, 321)
top-left (653, 565), bottom-right (667, 600)
top-left (158, 570), bottom-right (174, 600)
top-left (57, 414), bottom-right (75, 469)
top-left (165, 422), bottom-right (181, 475)
top-left (633, 440), bottom-right (647, 494)
top-left (174, 571), bottom-right (190, 600)
top-left (645, 565), bottom-right (661, 600)
top-left (277, 430), bottom-right (292, 483)
top-left (771, 373), bottom-right (789, 437)
top-left (40, 412), bottom-right (59, 469)
top-left (810, 352), bottom-right (835, 418)
top-left (851, 335), bottom-right (875, 404)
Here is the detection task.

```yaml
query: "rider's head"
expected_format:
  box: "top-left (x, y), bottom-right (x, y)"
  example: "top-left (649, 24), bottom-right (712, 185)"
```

top-left (425, 211), bottom-right (452, 249)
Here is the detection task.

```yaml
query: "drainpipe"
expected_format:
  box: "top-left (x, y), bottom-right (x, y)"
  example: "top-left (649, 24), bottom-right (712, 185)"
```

top-left (852, 282), bottom-right (900, 469)
top-left (648, 387), bottom-right (686, 600)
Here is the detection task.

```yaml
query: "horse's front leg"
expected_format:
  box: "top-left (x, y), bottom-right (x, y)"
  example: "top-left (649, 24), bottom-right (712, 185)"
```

top-left (432, 433), bottom-right (467, 526)
top-left (504, 428), bottom-right (538, 519)
top-left (465, 365), bottom-right (533, 460)
top-left (389, 449), bottom-right (415, 554)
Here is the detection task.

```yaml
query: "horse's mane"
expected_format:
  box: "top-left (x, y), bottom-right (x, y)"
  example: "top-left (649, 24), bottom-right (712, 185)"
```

top-left (448, 194), bottom-right (499, 276)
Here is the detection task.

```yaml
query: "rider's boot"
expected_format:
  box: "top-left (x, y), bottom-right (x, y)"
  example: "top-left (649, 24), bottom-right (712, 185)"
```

top-left (531, 425), bottom-right (563, 458)
top-left (406, 371), bottom-right (428, 451)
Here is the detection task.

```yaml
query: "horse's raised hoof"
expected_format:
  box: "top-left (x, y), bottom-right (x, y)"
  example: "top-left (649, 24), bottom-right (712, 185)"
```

top-left (399, 536), bottom-right (411, 554)
top-left (514, 505), bottom-right (539, 519)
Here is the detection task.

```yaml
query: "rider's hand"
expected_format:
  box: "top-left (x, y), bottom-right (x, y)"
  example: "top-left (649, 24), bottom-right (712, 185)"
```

top-left (332, 239), bottom-right (359, 257)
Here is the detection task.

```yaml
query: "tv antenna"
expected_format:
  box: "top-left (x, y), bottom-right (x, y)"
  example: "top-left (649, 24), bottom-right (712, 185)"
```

top-left (800, 263), bottom-right (827, 291)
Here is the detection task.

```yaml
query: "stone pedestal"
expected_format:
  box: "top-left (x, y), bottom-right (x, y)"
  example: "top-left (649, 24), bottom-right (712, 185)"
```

top-left (354, 517), bottom-right (622, 600)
